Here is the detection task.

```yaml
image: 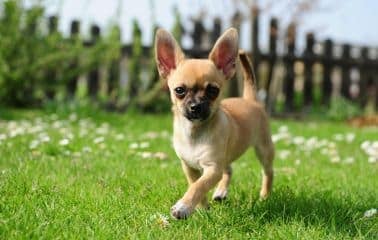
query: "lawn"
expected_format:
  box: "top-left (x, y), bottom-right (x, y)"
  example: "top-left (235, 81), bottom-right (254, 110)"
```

top-left (0, 106), bottom-right (377, 239)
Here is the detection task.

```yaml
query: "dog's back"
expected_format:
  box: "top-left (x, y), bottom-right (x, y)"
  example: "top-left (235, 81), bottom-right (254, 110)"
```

top-left (220, 51), bottom-right (269, 148)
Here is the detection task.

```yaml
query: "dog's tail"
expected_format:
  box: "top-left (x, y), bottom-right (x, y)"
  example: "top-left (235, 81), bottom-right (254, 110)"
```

top-left (239, 50), bottom-right (257, 101)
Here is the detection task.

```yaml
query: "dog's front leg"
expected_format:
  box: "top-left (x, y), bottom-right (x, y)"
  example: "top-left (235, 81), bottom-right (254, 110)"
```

top-left (181, 161), bottom-right (209, 209)
top-left (171, 166), bottom-right (222, 219)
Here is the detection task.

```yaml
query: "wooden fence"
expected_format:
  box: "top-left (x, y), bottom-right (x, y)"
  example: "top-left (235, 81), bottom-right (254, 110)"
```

top-left (51, 7), bottom-right (378, 113)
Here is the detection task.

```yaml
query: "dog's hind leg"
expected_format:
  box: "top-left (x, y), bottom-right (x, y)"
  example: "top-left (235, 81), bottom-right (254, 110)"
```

top-left (212, 165), bottom-right (232, 201)
top-left (254, 141), bottom-right (274, 200)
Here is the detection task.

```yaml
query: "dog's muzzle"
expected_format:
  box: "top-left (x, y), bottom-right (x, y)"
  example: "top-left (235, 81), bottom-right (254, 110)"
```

top-left (185, 101), bottom-right (210, 121)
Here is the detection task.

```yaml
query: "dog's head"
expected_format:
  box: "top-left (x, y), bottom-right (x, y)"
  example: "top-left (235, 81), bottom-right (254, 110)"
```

top-left (155, 28), bottom-right (238, 122)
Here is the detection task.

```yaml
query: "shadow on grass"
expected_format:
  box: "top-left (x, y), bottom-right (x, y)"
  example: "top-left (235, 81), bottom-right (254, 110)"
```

top-left (221, 186), bottom-right (376, 238)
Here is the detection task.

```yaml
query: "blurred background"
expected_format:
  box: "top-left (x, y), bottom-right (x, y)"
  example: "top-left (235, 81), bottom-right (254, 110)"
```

top-left (0, 0), bottom-right (377, 120)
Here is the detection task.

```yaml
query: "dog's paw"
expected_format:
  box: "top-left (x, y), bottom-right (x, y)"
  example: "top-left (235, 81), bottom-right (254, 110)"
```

top-left (212, 189), bottom-right (228, 201)
top-left (171, 201), bottom-right (192, 219)
top-left (259, 190), bottom-right (269, 201)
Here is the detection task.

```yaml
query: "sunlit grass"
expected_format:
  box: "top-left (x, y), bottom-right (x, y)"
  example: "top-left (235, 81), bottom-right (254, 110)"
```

top-left (0, 107), bottom-right (377, 239)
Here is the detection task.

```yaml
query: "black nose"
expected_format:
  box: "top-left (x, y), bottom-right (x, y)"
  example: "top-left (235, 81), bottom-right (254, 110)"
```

top-left (189, 102), bottom-right (202, 113)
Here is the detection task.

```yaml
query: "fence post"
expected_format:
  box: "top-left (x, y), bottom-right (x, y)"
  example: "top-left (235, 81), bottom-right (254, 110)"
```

top-left (322, 39), bottom-right (333, 105)
top-left (358, 47), bottom-right (369, 107)
top-left (303, 32), bottom-right (315, 106)
top-left (251, 5), bottom-right (260, 83)
top-left (66, 20), bottom-right (80, 98)
top-left (266, 18), bottom-right (278, 108)
top-left (375, 49), bottom-right (378, 110)
top-left (211, 17), bottom-right (221, 45)
top-left (108, 25), bottom-right (121, 97)
top-left (283, 23), bottom-right (296, 111)
top-left (88, 24), bottom-right (101, 99)
top-left (341, 43), bottom-right (351, 99)
top-left (191, 17), bottom-right (206, 57)
top-left (45, 15), bottom-right (59, 100)
top-left (228, 11), bottom-right (243, 98)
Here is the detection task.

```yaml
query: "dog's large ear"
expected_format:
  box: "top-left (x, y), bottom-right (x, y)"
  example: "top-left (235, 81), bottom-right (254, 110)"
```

top-left (155, 29), bottom-right (185, 79)
top-left (209, 28), bottom-right (239, 79)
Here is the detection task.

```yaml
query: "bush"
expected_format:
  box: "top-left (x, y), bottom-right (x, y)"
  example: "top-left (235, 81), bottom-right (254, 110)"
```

top-left (327, 96), bottom-right (362, 121)
top-left (0, 0), bottom-right (121, 107)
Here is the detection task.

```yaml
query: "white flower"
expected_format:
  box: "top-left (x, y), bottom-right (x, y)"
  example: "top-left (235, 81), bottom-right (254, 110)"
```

top-left (79, 129), bottom-right (89, 137)
top-left (29, 140), bottom-right (40, 149)
top-left (160, 131), bottom-right (170, 138)
top-left (278, 150), bottom-right (290, 160)
top-left (28, 125), bottom-right (44, 134)
top-left (278, 125), bottom-right (288, 133)
top-left (271, 134), bottom-right (281, 143)
top-left (144, 131), bottom-right (159, 139)
top-left (361, 141), bottom-right (371, 150)
top-left (293, 136), bottom-right (305, 145)
top-left (0, 134), bottom-right (7, 140)
top-left (9, 127), bottom-right (24, 138)
top-left (52, 121), bottom-right (63, 129)
top-left (154, 152), bottom-right (168, 160)
top-left (344, 157), bottom-right (355, 164)
top-left (320, 149), bottom-right (329, 155)
top-left (330, 156), bottom-right (340, 163)
top-left (150, 213), bottom-right (169, 228)
top-left (96, 127), bottom-right (109, 135)
top-left (140, 142), bottom-right (150, 148)
top-left (317, 139), bottom-right (329, 148)
top-left (66, 132), bottom-right (74, 140)
top-left (82, 146), bottom-right (92, 152)
top-left (345, 133), bottom-right (355, 143)
top-left (140, 151), bottom-right (153, 158)
top-left (272, 132), bottom-right (291, 143)
top-left (115, 134), bottom-right (125, 140)
top-left (304, 137), bottom-right (318, 151)
top-left (329, 149), bottom-right (338, 157)
top-left (366, 147), bottom-right (377, 158)
top-left (333, 134), bottom-right (344, 141)
top-left (69, 113), bottom-right (77, 121)
top-left (368, 157), bottom-right (377, 163)
top-left (129, 143), bottom-right (139, 149)
top-left (59, 138), bottom-right (70, 146)
top-left (329, 142), bottom-right (336, 149)
top-left (93, 137), bottom-right (104, 144)
top-left (40, 135), bottom-right (50, 143)
top-left (363, 208), bottom-right (377, 218)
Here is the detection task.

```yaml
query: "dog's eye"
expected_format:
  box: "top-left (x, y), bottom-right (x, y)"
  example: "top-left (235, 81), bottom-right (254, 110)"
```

top-left (206, 85), bottom-right (219, 99)
top-left (174, 87), bottom-right (187, 98)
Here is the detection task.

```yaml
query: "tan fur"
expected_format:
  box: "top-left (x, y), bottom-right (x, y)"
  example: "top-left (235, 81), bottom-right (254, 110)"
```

top-left (155, 28), bottom-right (274, 219)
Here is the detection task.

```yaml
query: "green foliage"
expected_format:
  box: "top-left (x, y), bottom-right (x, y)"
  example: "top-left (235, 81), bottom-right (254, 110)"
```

top-left (0, 0), bottom-right (121, 107)
top-left (127, 20), bottom-right (142, 101)
top-left (172, 7), bottom-right (183, 43)
top-left (327, 96), bottom-right (362, 120)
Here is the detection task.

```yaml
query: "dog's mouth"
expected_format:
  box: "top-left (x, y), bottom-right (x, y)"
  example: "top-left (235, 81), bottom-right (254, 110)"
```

top-left (185, 111), bottom-right (210, 122)
top-left (184, 104), bottom-right (211, 122)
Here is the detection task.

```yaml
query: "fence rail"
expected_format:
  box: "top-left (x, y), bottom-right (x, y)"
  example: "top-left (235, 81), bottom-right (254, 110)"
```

top-left (6, 5), bottom-right (377, 113)
top-left (75, 7), bottom-right (377, 113)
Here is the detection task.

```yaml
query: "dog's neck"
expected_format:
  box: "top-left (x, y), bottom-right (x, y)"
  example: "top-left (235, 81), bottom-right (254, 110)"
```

top-left (173, 108), bottom-right (220, 140)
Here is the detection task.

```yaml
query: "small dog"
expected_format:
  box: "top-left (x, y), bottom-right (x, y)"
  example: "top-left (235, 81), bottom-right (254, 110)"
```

top-left (155, 28), bottom-right (274, 219)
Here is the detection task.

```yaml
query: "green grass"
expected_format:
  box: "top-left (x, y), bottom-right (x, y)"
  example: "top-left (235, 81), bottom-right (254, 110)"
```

top-left (0, 106), bottom-right (377, 239)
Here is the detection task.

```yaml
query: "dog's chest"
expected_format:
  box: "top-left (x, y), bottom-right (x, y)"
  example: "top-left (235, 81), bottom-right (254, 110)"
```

top-left (173, 135), bottom-right (212, 170)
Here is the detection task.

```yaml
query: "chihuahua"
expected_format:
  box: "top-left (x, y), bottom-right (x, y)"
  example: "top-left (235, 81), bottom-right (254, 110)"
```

top-left (155, 28), bottom-right (274, 219)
